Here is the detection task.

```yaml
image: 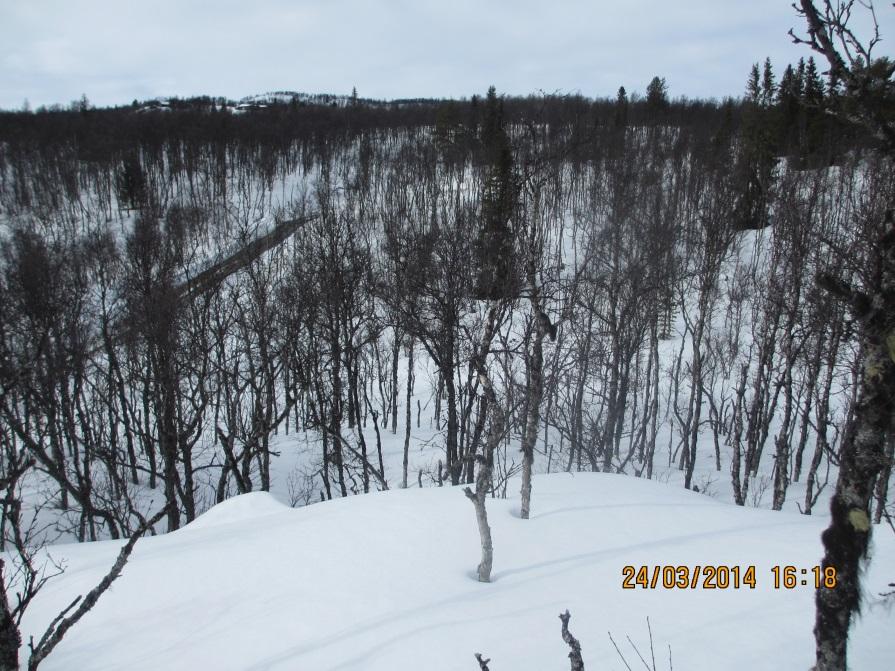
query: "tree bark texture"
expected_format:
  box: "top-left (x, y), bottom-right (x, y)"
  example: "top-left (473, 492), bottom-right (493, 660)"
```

top-left (559, 610), bottom-right (585, 671)
top-left (814, 216), bottom-right (895, 671)
top-left (464, 462), bottom-right (494, 582)
top-left (463, 304), bottom-right (503, 583)
top-left (0, 560), bottom-right (21, 671)
top-left (520, 299), bottom-right (547, 519)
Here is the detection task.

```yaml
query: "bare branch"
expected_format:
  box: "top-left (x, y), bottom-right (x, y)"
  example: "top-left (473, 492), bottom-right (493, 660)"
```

top-left (559, 610), bottom-right (585, 671)
top-left (474, 652), bottom-right (491, 670)
top-left (0, 459), bottom-right (34, 492)
top-left (609, 631), bottom-right (635, 671)
top-left (790, 0), bottom-right (895, 149)
top-left (26, 504), bottom-right (170, 671)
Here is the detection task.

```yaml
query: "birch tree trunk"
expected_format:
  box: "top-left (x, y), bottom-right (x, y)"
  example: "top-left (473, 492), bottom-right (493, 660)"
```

top-left (814, 235), bottom-right (895, 669)
top-left (520, 281), bottom-right (547, 519)
top-left (788, 3), bottom-right (895, 667)
top-left (464, 304), bottom-right (503, 583)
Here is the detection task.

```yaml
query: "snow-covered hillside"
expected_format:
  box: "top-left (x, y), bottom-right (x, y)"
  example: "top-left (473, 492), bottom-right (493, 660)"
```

top-left (3, 78), bottom-right (894, 671)
top-left (20, 474), bottom-right (894, 670)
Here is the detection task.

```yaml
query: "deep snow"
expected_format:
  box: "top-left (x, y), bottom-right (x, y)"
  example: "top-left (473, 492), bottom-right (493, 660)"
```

top-left (17, 473), bottom-right (894, 670)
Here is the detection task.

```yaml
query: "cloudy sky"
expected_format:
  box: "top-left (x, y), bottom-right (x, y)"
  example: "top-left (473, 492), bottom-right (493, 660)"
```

top-left (2, 0), bottom-right (892, 109)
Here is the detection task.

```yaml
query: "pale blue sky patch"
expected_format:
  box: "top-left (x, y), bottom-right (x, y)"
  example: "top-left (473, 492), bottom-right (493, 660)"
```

top-left (1, 0), bottom-right (892, 109)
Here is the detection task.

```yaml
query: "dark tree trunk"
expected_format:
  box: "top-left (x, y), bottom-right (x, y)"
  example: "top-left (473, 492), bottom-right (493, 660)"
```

top-left (776, 18), bottom-right (895, 663)
top-left (520, 302), bottom-right (546, 519)
top-left (157, 347), bottom-right (181, 532)
top-left (446, 375), bottom-right (460, 486)
top-left (329, 336), bottom-right (348, 498)
top-left (402, 339), bottom-right (414, 488)
top-left (814, 215), bottom-right (895, 671)
top-left (0, 561), bottom-right (20, 671)
top-left (559, 610), bottom-right (585, 671)
top-left (814, 317), bottom-right (895, 671)
top-left (391, 333), bottom-right (400, 434)
top-left (772, 357), bottom-right (795, 511)
top-left (804, 342), bottom-right (838, 515)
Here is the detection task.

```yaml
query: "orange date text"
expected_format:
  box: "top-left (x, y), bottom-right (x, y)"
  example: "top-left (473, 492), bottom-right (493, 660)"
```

top-left (621, 565), bottom-right (757, 589)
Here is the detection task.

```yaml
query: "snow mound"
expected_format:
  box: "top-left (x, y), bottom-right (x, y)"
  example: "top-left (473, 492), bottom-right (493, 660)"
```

top-left (17, 473), bottom-right (894, 670)
top-left (185, 492), bottom-right (290, 531)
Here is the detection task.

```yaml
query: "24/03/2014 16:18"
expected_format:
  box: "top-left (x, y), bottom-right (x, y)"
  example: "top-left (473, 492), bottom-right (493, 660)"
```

top-left (621, 564), bottom-right (838, 590)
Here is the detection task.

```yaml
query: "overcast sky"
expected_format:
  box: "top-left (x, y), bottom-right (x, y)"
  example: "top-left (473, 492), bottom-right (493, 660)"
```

top-left (2, 0), bottom-right (893, 109)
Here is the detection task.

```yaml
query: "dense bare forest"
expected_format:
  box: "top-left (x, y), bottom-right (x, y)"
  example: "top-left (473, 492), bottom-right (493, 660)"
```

top-left (2, 64), bottom-right (884, 531)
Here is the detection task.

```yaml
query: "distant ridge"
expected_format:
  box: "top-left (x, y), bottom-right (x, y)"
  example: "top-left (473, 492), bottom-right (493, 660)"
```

top-left (130, 90), bottom-right (448, 114)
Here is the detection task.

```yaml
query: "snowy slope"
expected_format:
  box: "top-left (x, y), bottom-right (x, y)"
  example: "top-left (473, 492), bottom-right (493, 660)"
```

top-left (18, 473), bottom-right (894, 670)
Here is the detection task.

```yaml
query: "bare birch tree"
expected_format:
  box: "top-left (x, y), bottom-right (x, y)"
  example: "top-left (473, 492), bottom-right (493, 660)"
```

top-left (789, 2), bottom-right (895, 668)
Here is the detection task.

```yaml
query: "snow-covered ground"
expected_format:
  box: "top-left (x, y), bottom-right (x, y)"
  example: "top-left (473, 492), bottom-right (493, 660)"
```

top-left (2, 130), bottom-right (891, 669)
top-left (19, 473), bottom-right (894, 670)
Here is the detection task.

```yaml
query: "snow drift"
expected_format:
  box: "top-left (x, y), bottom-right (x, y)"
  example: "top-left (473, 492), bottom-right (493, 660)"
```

top-left (18, 474), bottom-right (894, 670)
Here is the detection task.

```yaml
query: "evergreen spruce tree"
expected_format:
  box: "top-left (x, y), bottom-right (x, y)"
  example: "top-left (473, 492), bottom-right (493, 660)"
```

top-left (777, 64), bottom-right (802, 152)
top-left (803, 57), bottom-right (825, 105)
top-left (746, 63), bottom-right (761, 102)
top-left (474, 87), bottom-right (519, 300)
top-left (735, 63), bottom-right (779, 229)
top-left (801, 56), bottom-right (830, 159)
top-left (760, 58), bottom-right (777, 106)
top-left (614, 86), bottom-right (629, 127)
top-left (645, 76), bottom-right (669, 120)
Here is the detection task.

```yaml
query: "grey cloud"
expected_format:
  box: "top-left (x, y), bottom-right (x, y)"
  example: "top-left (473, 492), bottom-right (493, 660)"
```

top-left (1, 0), bottom-right (892, 109)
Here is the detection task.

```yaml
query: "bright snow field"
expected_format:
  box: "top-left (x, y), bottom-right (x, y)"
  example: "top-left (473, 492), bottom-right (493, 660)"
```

top-left (18, 473), bottom-right (894, 670)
